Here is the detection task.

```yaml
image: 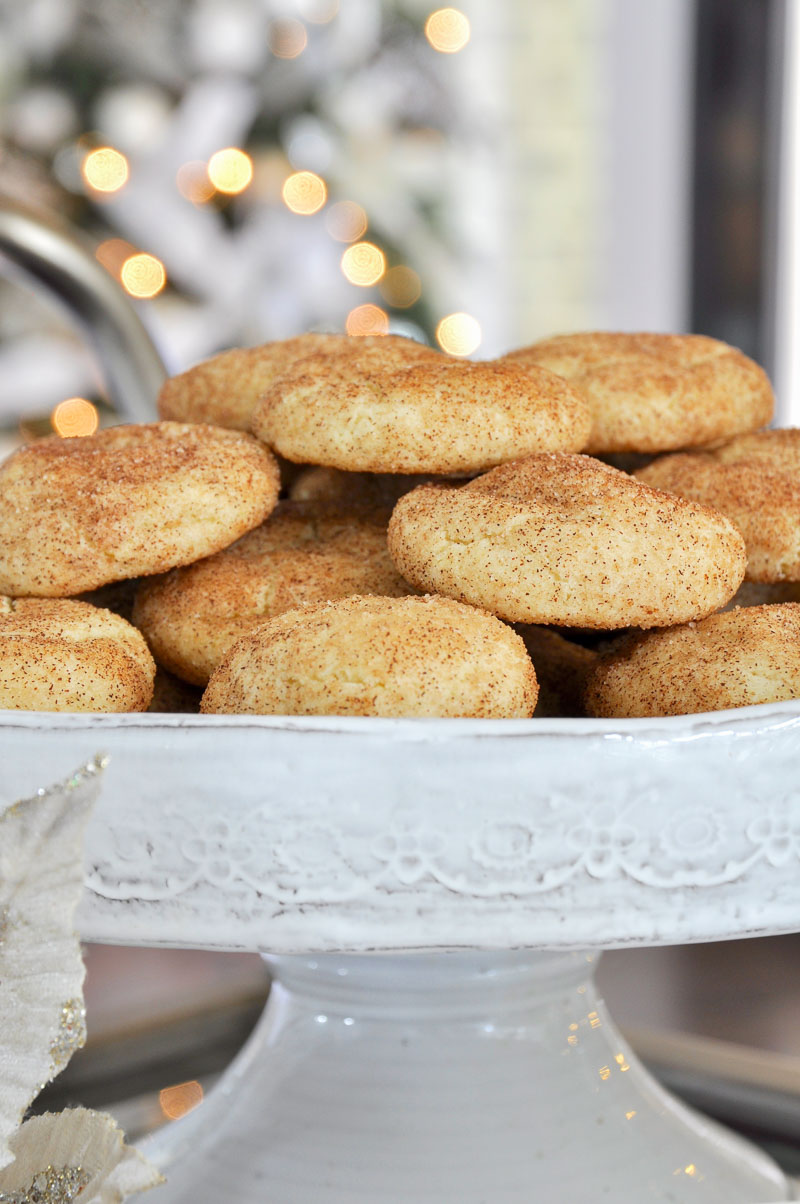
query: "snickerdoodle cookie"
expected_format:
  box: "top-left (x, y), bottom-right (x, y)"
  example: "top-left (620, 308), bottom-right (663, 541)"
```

top-left (387, 454), bottom-right (746, 628)
top-left (503, 332), bottom-right (773, 455)
top-left (584, 603), bottom-right (800, 717)
top-left (516, 626), bottom-right (597, 717)
top-left (133, 500), bottom-right (411, 686)
top-left (636, 429), bottom-right (800, 583)
top-left (0, 422), bottom-right (279, 596)
top-left (289, 466), bottom-right (436, 507)
top-left (201, 594), bottom-right (538, 718)
top-left (251, 343), bottom-right (590, 474)
top-left (0, 596), bottom-right (155, 712)
top-left (158, 333), bottom-right (434, 430)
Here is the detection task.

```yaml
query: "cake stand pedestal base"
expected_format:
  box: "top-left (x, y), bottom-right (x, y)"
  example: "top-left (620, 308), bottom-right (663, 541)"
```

top-left (139, 950), bottom-right (793, 1203)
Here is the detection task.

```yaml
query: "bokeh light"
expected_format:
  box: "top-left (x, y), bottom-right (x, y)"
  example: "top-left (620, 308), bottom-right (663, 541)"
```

top-left (51, 397), bottom-right (99, 438)
top-left (436, 312), bottom-right (481, 356)
top-left (341, 242), bottom-right (386, 287)
top-left (380, 265), bottom-right (422, 308)
top-left (269, 19), bottom-right (308, 58)
top-left (425, 8), bottom-right (470, 53)
top-left (346, 304), bottom-right (390, 336)
top-left (177, 160), bottom-right (216, 204)
top-left (95, 238), bottom-right (138, 277)
top-left (207, 148), bottom-right (253, 195)
top-left (159, 1080), bottom-right (204, 1121)
top-left (282, 170), bottom-right (327, 215)
top-left (325, 201), bottom-right (368, 242)
top-left (120, 253), bottom-right (167, 299)
top-left (81, 146), bottom-right (129, 193)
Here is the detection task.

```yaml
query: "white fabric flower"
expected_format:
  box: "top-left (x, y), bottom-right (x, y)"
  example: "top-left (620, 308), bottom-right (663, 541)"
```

top-left (0, 759), bottom-right (163, 1201)
top-left (0, 1108), bottom-right (161, 1203)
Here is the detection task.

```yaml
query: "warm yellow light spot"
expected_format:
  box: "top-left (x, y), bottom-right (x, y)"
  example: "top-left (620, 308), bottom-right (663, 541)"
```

top-left (159, 1080), bottom-right (204, 1120)
top-left (121, 252), bottom-right (166, 299)
top-left (325, 200), bottom-right (368, 242)
top-left (380, 265), bottom-right (421, 308)
top-left (588, 1012), bottom-right (602, 1029)
top-left (346, 304), bottom-right (389, 336)
top-left (567, 1034), bottom-right (578, 1046)
top-left (207, 148), bottom-right (253, 195)
top-left (625, 1110), bottom-right (637, 1120)
top-left (269, 18), bottom-right (308, 58)
top-left (282, 170), bottom-right (327, 215)
top-left (341, 241), bottom-right (386, 287)
top-left (95, 238), bottom-right (138, 277)
top-left (177, 160), bottom-right (216, 204)
top-left (685, 1165), bottom-right (697, 1177)
top-left (51, 397), bottom-right (99, 439)
top-left (435, 312), bottom-right (481, 356)
top-left (82, 146), bottom-right (129, 193)
top-left (425, 8), bottom-right (470, 53)
top-left (598, 1065), bottom-right (611, 1081)
top-left (568, 1023), bottom-right (579, 1031)
top-left (615, 1053), bottom-right (630, 1071)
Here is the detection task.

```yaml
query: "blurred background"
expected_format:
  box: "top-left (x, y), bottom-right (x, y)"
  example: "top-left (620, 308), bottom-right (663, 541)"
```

top-left (0, 0), bottom-right (797, 443)
top-left (3, 0), bottom-right (800, 1169)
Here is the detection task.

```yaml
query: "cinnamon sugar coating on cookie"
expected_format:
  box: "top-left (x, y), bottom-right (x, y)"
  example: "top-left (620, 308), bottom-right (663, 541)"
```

top-left (0, 422), bottom-right (280, 596)
top-left (387, 453), bottom-right (746, 628)
top-left (201, 593), bottom-right (538, 718)
top-left (251, 345), bottom-right (590, 474)
top-left (585, 603), bottom-right (800, 717)
top-left (503, 332), bottom-right (773, 454)
top-left (158, 333), bottom-right (352, 430)
top-left (133, 500), bottom-right (412, 686)
top-left (637, 429), bottom-right (800, 583)
top-left (0, 596), bottom-right (155, 712)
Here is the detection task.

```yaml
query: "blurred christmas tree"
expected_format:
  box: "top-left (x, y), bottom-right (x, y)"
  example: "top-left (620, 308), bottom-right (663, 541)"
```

top-left (0, 0), bottom-right (484, 425)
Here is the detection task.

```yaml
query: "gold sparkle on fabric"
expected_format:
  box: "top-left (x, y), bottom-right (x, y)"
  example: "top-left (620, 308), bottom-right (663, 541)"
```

top-left (0, 1165), bottom-right (90, 1203)
top-left (66, 755), bottom-right (109, 791)
top-left (49, 999), bottom-right (87, 1076)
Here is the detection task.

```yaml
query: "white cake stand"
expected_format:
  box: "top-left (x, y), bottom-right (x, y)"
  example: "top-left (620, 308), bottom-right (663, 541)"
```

top-left (4, 705), bottom-right (800, 1202)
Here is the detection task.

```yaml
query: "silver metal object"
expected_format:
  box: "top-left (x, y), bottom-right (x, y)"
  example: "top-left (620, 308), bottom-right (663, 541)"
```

top-left (0, 196), bottom-right (166, 421)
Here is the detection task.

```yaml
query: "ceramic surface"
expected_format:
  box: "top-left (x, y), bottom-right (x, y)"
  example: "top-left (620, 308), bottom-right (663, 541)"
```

top-left (139, 950), bottom-right (794, 1203)
top-left (0, 703), bottom-right (798, 952)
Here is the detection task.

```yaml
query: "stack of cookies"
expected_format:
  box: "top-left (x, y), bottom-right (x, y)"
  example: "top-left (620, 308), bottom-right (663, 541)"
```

top-left (0, 329), bottom-right (795, 719)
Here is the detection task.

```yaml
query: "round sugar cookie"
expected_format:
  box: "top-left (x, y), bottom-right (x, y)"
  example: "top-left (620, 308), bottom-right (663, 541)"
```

top-left (201, 594), bottom-right (538, 718)
top-left (636, 429), bottom-right (800, 583)
top-left (158, 334), bottom-right (434, 430)
top-left (584, 603), bottom-right (800, 717)
top-left (289, 466), bottom-right (436, 507)
top-left (0, 596), bottom-right (155, 712)
top-left (251, 344), bottom-right (590, 475)
top-left (158, 334), bottom-right (340, 430)
top-left (387, 453), bottom-right (746, 628)
top-left (0, 422), bottom-right (280, 596)
top-left (148, 668), bottom-right (202, 714)
top-left (503, 332), bottom-right (773, 455)
top-left (133, 500), bottom-right (412, 686)
top-left (516, 626), bottom-right (597, 718)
